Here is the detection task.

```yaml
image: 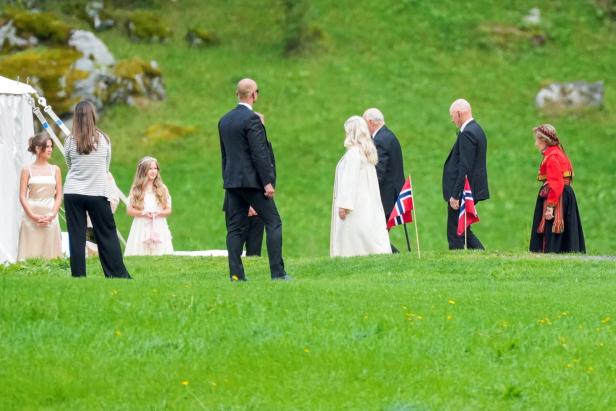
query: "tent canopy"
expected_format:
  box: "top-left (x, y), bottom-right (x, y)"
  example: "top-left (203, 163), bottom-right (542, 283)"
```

top-left (0, 75), bottom-right (36, 95)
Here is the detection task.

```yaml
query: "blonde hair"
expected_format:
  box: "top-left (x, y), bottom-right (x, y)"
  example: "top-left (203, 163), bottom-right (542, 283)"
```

top-left (129, 156), bottom-right (169, 210)
top-left (343, 116), bottom-right (378, 165)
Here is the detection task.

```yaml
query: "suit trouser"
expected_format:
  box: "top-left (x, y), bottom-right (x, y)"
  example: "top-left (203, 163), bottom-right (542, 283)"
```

top-left (244, 216), bottom-right (264, 256)
top-left (225, 188), bottom-right (285, 279)
top-left (447, 202), bottom-right (484, 250)
top-left (64, 194), bottom-right (131, 278)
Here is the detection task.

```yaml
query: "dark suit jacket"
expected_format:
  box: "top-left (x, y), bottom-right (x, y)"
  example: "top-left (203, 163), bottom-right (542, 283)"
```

top-left (442, 120), bottom-right (489, 202)
top-left (218, 104), bottom-right (276, 190)
top-left (373, 125), bottom-right (405, 217)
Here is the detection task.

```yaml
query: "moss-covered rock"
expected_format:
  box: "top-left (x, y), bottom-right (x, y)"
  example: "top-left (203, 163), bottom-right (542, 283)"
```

top-left (1, 8), bottom-right (73, 49)
top-left (108, 58), bottom-right (166, 106)
top-left (186, 28), bottom-right (219, 47)
top-left (143, 123), bottom-right (197, 142)
top-left (0, 47), bottom-right (87, 115)
top-left (125, 11), bottom-right (171, 42)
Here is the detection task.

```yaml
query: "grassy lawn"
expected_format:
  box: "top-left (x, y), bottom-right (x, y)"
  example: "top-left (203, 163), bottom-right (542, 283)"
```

top-left (1, 252), bottom-right (615, 410)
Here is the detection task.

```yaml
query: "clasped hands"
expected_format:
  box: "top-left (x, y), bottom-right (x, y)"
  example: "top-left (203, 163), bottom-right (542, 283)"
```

top-left (544, 206), bottom-right (555, 221)
top-left (141, 210), bottom-right (158, 219)
top-left (31, 213), bottom-right (55, 227)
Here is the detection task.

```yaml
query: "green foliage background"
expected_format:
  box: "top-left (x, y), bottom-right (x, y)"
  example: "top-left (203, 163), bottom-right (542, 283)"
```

top-left (8, 0), bottom-right (616, 255)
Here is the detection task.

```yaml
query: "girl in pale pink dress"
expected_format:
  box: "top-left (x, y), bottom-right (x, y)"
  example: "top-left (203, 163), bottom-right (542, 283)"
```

top-left (125, 156), bottom-right (173, 256)
top-left (17, 132), bottom-right (63, 260)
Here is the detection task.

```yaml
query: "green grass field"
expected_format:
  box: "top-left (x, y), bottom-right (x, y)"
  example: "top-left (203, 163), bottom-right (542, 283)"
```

top-left (3, 1), bottom-right (616, 409)
top-left (32, 0), bottom-right (616, 256)
top-left (1, 253), bottom-right (615, 409)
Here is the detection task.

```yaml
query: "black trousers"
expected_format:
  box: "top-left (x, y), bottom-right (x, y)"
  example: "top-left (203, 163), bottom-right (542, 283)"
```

top-left (243, 216), bottom-right (264, 256)
top-left (225, 188), bottom-right (285, 279)
top-left (64, 194), bottom-right (131, 278)
top-left (447, 203), bottom-right (484, 250)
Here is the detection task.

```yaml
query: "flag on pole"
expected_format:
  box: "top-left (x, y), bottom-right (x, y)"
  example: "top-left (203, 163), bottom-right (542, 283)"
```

top-left (457, 176), bottom-right (479, 236)
top-left (387, 177), bottom-right (413, 229)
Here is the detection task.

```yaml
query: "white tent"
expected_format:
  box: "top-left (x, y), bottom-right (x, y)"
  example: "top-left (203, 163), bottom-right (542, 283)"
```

top-left (0, 75), bottom-right (36, 263)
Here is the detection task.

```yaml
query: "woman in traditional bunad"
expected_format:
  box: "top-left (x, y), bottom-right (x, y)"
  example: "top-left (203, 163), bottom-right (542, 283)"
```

top-left (529, 124), bottom-right (585, 253)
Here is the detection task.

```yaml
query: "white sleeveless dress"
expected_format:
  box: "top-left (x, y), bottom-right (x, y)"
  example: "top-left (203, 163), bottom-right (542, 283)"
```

top-left (17, 166), bottom-right (62, 260)
top-left (124, 189), bottom-right (173, 256)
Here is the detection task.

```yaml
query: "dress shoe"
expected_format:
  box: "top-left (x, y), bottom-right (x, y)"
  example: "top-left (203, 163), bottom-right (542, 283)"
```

top-left (272, 274), bottom-right (292, 281)
top-left (230, 275), bottom-right (248, 282)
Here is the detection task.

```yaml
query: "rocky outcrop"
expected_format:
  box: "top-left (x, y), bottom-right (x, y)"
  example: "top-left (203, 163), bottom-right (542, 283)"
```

top-left (536, 81), bottom-right (604, 112)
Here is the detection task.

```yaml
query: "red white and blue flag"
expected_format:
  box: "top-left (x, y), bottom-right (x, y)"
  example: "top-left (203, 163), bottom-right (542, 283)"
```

top-left (387, 177), bottom-right (413, 229)
top-left (457, 176), bottom-right (479, 236)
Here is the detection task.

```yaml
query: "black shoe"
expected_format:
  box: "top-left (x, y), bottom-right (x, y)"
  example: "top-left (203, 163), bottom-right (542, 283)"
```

top-left (230, 275), bottom-right (248, 282)
top-left (272, 274), bottom-right (292, 281)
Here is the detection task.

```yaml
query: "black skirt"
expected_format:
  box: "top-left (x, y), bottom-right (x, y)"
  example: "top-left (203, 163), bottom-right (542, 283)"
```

top-left (529, 185), bottom-right (586, 253)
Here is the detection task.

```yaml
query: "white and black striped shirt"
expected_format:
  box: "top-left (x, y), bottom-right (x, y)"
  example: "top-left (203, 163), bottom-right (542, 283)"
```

top-left (64, 133), bottom-right (111, 197)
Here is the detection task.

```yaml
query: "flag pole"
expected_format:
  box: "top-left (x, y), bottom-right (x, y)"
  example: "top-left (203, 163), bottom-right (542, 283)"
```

top-left (408, 173), bottom-right (421, 259)
top-left (403, 223), bottom-right (411, 252)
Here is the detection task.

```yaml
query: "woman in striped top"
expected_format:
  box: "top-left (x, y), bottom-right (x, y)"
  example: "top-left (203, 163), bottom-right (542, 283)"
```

top-left (64, 100), bottom-right (131, 278)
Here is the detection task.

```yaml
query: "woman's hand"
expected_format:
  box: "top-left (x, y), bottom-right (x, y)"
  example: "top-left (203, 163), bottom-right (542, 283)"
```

top-left (338, 208), bottom-right (350, 220)
top-left (544, 206), bottom-right (555, 220)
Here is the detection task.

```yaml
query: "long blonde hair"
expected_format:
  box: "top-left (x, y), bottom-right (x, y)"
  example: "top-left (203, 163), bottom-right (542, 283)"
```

top-left (129, 156), bottom-right (169, 210)
top-left (343, 116), bottom-right (378, 165)
top-left (72, 100), bottom-right (108, 154)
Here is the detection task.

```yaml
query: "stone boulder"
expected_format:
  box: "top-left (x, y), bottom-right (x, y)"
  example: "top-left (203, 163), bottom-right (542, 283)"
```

top-left (84, 1), bottom-right (115, 31)
top-left (536, 81), bottom-right (604, 112)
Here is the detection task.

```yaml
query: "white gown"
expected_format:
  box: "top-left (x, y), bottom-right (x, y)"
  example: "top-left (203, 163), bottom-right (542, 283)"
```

top-left (330, 147), bottom-right (392, 257)
top-left (125, 190), bottom-right (173, 256)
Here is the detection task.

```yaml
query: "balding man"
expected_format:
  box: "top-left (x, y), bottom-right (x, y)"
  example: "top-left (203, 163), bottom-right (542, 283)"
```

top-left (218, 78), bottom-right (290, 281)
top-left (442, 99), bottom-right (489, 250)
top-left (363, 108), bottom-right (405, 253)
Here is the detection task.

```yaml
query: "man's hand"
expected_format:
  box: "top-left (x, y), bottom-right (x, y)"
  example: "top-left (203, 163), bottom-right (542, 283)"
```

top-left (338, 208), bottom-right (349, 220)
top-left (544, 206), bottom-right (554, 220)
top-left (248, 206), bottom-right (257, 217)
top-left (264, 183), bottom-right (275, 199)
top-left (449, 197), bottom-right (460, 210)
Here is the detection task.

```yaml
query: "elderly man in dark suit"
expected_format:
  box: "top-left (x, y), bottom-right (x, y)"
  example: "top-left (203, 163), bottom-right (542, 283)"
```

top-left (363, 108), bottom-right (405, 253)
top-left (442, 99), bottom-right (489, 250)
top-left (218, 78), bottom-right (290, 281)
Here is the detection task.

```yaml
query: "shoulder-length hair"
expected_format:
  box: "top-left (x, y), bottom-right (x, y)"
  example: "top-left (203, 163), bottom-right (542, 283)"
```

top-left (71, 100), bottom-right (108, 154)
top-left (343, 116), bottom-right (378, 165)
top-left (129, 156), bottom-right (169, 210)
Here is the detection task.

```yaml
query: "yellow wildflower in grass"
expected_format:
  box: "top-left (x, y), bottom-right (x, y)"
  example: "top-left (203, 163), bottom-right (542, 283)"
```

top-left (181, 380), bottom-right (189, 386)
top-left (558, 336), bottom-right (567, 346)
top-left (538, 317), bottom-right (552, 326)
top-left (114, 329), bottom-right (122, 337)
top-left (447, 314), bottom-right (453, 321)
top-left (448, 299), bottom-right (456, 305)
top-left (601, 316), bottom-right (610, 324)
top-left (586, 366), bottom-right (594, 374)
top-left (210, 382), bottom-right (217, 387)
top-left (498, 320), bottom-right (510, 328)
top-left (304, 347), bottom-right (310, 353)
top-left (232, 275), bottom-right (239, 281)
top-left (111, 289), bottom-right (118, 296)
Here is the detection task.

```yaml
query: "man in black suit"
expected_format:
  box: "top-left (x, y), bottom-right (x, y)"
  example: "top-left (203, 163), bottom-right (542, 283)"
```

top-left (442, 99), bottom-right (489, 250)
top-left (363, 108), bottom-right (405, 253)
top-left (218, 78), bottom-right (290, 281)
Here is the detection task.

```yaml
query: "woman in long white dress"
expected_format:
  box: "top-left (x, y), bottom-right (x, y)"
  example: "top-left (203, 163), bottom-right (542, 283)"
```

top-left (17, 133), bottom-right (63, 260)
top-left (125, 156), bottom-right (173, 256)
top-left (330, 116), bottom-right (391, 257)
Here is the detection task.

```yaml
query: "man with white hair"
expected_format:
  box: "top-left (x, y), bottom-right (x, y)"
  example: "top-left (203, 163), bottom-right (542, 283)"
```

top-left (442, 99), bottom-right (489, 249)
top-left (363, 108), bottom-right (405, 253)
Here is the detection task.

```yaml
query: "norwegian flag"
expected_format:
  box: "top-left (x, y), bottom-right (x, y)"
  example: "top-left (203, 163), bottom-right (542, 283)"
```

top-left (387, 177), bottom-right (414, 229)
top-left (457, 176), bottom-right (479, 236)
